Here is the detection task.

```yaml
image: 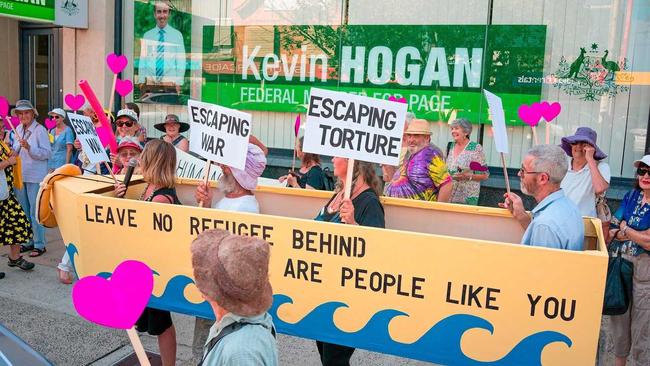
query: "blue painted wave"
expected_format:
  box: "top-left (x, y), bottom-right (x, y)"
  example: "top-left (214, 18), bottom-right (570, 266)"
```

top-left (269, 294), bottom-right (572, 366)
top-left (68, 244), bottom-right (571, 365)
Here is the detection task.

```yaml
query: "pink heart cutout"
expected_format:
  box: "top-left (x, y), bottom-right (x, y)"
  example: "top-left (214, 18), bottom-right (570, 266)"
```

top-left (397, 97), bottom-right (407, 104)
top-left (541, 102), bottom-right (561, 123)
top-left (294, 115), bottom-right (301, 137)
top-left (469, 161), bottom-right (489, 172)
top-left (3, 118), bottom-right (12, 131)
top-left (44, 118), bottom-right (56, 130)
top-left (65, 94), bottom-right (86, 111)
top-left (106, 53), bottom-right (128, 74)
top-left (388, 96), bottom-right (397, 102)
top-left (0, 96), bottom-right (9, 117)
top-left (517, 103), bottom-right (543, 127)
top-left (72, 260), bottom-right (153, 329)
top-left (115, 79), bottom-right (133, 97)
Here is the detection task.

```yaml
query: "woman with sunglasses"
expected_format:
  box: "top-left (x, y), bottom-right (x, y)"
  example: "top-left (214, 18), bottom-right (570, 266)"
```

top-left (115, 109), bottom-right (141, 145)
top-left (111, 109), bottom-right (142, 173)
top-left (608, 156), bottom-right (650, 366)
top-left (47, 108), bottom-right (74, 172)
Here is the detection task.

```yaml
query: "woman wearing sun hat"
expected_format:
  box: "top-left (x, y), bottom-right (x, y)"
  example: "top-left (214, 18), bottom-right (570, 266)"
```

top-left (155, 114), bottom-right (189, 152)
top-left (559, 127), bottom-right (610, 218)
top-left (47, 108), bottom-right (74, 172)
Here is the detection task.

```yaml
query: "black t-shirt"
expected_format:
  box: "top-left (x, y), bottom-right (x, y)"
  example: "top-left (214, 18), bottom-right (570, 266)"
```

top-left (315, 188), bottom-right (385, 228)
top-left (298, 165), bottom-right (325, 190)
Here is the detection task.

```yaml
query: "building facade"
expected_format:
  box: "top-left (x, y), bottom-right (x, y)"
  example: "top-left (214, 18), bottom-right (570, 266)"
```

top-left (1, 0), bottom-right (648, 179)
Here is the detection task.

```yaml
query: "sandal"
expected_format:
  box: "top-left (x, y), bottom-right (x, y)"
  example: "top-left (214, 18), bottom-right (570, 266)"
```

top-left (29, 248), bottom-right (47, 257)
top-left (57, 268), bottom-right (73, 285)
top-left (20, 244), bottom-right (34, 253)
top-left (8, 257), bottom-right (35, 271)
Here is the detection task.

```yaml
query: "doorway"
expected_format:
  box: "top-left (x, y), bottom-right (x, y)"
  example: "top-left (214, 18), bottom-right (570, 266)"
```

top-left (20, 25), bottom-right (62, 122)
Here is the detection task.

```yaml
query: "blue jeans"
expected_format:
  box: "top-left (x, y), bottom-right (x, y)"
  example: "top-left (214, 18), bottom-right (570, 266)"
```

top-left (15, 182), bottom-right (46, 250)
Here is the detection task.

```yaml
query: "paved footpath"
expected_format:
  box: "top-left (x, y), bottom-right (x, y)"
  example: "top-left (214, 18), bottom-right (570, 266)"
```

top-left (0, 228), bottom-right (432, 366)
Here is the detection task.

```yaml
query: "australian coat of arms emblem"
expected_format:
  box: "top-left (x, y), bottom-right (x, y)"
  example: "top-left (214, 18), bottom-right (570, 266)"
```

top-left (61, 0), bottom-right (80, 16)
top-left (553, 43), bottom-right (629, 101)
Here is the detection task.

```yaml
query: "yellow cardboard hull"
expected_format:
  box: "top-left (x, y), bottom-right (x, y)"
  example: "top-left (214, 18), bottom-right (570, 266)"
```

top-left (46, 173), bottom-right (607, 365)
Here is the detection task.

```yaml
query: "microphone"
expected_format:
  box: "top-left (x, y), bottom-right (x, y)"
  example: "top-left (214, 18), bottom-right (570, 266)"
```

top-left (123, 157), bottom-right (138, 189)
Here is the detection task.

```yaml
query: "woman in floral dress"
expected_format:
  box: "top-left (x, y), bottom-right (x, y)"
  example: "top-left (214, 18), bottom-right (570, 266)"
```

top-left (445, 119), bottom-right (489, 205)
top-left (0, 139), bottom-right (35, 279)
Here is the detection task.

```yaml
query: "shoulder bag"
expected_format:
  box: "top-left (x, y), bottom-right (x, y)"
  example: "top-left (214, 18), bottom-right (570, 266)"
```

top-left (602, 243), bottom-right (633, 315)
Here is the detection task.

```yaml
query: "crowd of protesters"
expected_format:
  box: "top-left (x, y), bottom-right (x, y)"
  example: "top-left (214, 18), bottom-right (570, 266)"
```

top-left (2, 95), bottom-right (643, 365)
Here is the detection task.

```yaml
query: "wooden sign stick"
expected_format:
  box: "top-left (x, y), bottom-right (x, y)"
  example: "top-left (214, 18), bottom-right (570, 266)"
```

top-left (545, 122), bottom-right (550, 144)
top-left (126, 327), bottom-right (151, 366)
top-left (103, 161), bottom-right (118, 184)
top-left (500, 153), bottom-right (511, 194)
top-left (199, 160), bottom-right (212, 208)
top-left (531, 125), bottom-right (539, 145)
top-left (344, 158), bottom-right (355, 199)
top-left (108, 74), bottom-right (118, 114)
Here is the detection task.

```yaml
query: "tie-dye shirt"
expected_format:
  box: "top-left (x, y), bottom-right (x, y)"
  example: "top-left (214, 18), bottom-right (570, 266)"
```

top-left (385, 145), bottom-right (451, 201)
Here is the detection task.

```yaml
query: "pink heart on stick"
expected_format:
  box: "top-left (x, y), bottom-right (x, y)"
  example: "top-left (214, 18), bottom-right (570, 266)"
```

top-left (541, 101), bottom-right (562, 123)
top-left (469, 161), bottom-right (489, 172)
top-left (115, 79), bottom-right (133, 97)
top-left (517, 103), bottom-right (543, 127)
top-left (106, 53), bottom-right (128, 74)
top-left (0, 96), bottom-right (9, 117)
top-left (44, 118), bottom-right (56, 130)
top-left (65, 94), bottom-right (86, 111)
top-left (72, 260), bottom-right (153, 329)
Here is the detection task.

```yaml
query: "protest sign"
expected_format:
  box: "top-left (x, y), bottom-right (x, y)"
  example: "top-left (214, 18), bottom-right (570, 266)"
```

top-left (303, 88), bottom-right (407, 166)
top-left (175, 147), bottom-right (282, 187)
top-left (51, 177), bottom-right (607, 366)
top-left (69, 114), bottom-right (110, 165)
top-left (484, 90), bottom-right (508, 154)
top-left (187, 100), bottom-right (252, 170)
top-left (484, 90), bottom-right (511, 193)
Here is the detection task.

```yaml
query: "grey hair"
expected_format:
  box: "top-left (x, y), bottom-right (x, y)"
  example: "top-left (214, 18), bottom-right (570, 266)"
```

top-left (450, 118), bottom-right (472, 137)
top-left (405, 112), bottom-right (416, 123)
top-left (526, 144), bottom-right (568, 184)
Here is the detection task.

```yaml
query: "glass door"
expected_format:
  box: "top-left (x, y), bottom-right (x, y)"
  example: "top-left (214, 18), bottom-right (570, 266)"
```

top-left (20, 26), bottom-right (62, 122)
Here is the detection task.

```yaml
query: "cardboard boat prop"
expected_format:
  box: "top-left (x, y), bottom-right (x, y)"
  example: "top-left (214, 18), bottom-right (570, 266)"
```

top-left (38, 164), bottom-right (607, 366)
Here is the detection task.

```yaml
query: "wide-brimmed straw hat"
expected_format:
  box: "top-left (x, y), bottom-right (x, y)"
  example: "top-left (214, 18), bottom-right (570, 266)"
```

top-left (191, 229), bottom-right (273, 317)
top-left (12, 99), bottom-right (39, 117)
top-left (230, 144), bottom-right (267, 191)
top-left (560, 127), bottom-right (607, 160)
top-left (403, 119), bottom-right (431, 135)
top-left (154, 114), bottom-right (190, 133)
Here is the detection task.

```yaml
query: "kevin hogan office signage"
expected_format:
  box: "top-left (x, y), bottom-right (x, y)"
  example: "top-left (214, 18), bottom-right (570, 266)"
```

top-left (201, 25), bottom-right (547, 125)
top-left (0, 0), bottom-right (54, 22)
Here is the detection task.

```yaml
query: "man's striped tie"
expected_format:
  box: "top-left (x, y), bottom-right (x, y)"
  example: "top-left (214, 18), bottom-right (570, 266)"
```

top-left (156, 29), bottom-right (165, 81)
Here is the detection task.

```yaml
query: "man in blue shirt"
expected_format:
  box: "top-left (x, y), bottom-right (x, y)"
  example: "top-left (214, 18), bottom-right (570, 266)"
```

top-left (137, 0), bottom-right (186, 93)
top-left (191, 229), bottom-right (278, 366)
top-left (500, 145), bottom-right (584, 251)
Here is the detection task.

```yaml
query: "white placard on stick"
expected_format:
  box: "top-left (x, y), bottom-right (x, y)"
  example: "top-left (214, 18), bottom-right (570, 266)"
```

top-left (483, 89), bottom-right (509, 154)
top-left (187, 100), bottom-right (252, 170)
top-left (303, 88), bottom-right (407, 166)
top-left (176, 148), bottom-right (222, 181)
top-left (69, 113), bottom-right (110, 165)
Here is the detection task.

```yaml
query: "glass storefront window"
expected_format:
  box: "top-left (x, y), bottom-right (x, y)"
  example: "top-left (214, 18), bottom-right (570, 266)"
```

top-left (122, 0), bottom-right (650, 178)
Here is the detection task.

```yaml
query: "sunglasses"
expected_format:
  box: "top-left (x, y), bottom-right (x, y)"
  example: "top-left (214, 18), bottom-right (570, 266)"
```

top-left (637, 167), bottom-right (650, 177)
top-left (50, 115), bottom-right (62, 120)
top-left (117, 120), bottom-right (134, 127)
